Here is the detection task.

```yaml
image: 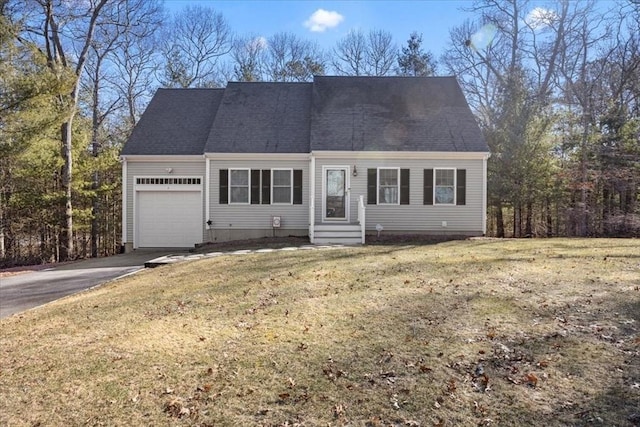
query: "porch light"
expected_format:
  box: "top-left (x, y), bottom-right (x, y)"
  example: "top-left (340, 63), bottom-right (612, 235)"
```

top-left (352, 165), bottom-right (358, 176)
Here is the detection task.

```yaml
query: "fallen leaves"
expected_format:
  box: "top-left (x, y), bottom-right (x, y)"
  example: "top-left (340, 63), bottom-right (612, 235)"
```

top-left (525, 373), bottom-right (539, 387)
top-left (163, 397), bottom-right (191, 419)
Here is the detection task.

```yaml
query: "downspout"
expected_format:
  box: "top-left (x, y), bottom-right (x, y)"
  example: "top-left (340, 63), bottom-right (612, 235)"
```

top-left (309, 154), bottom-right (315, 243)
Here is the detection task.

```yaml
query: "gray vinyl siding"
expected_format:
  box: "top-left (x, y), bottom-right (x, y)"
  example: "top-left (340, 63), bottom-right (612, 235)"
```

top-left (314, 156), bottom-right (485, 233)
top-left (125, 160), bottom-right (206, 244)
top-left (209, 159), bottom-right (309, 230)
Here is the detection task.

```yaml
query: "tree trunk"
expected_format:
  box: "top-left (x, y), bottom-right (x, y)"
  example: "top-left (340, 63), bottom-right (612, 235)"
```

top-left (496, 202), bottom-right (505, 238)
top-left (59, 120), bottom-right (74, 261)
top-left (546, 197), bottom-right (553, 237)
top-left (91, 90), bottom-right (99, 258)
top-left (525, 201), bottom-right (533, 237)
top-left (0, 192), bottom-right (5, 260)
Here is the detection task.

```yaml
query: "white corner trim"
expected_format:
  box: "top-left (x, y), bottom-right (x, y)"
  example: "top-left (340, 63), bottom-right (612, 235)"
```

top-left (311, 151), bottom-right (490, 160)
top-left (205, 158), bottom-right (210, 229)
top-left (482, 156), bottom-right (488, 235)
top-left (121, 158), bottom-right (127, 245)
top-left (309, 156), bottom-right (316, 242)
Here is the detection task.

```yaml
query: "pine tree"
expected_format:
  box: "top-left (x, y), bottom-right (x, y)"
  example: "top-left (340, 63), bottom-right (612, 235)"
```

top-left (397, 32), bottom-right (436, 76)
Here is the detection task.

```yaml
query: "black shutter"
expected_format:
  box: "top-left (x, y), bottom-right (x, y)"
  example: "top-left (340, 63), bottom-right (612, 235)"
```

top-left (456, 169), bottom-right (466, 206)
top-left (261, 169), bottom-right (271, 204)
top-left (400, 169), bottom-right (410, 205)
top-left (219, 169), bottom-right (228, 204)
top-left (367, 169), bottom-right (377, 205)
top-left (251, 170), bottom-right (260, 204)
top-left (293, 170), bottom-right (303, 204)
top-left (423, 169), bottom-right (433, 205)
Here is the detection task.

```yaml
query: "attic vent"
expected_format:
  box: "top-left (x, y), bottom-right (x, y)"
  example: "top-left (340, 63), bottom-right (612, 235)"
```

top-left (136, 177), bottom-right (201, 185)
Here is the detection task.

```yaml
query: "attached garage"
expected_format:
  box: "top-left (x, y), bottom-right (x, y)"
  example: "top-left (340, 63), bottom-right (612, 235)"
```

top-left (134, 177), bottom-right (203, 248)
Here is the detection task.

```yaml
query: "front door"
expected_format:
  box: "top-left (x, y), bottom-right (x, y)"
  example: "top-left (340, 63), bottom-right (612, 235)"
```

top-left (323, 166), bottom-right (349, 221)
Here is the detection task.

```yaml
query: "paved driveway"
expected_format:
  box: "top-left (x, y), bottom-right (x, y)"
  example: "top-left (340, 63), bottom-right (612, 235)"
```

top-left (0, 250), bottom-right (185, 319)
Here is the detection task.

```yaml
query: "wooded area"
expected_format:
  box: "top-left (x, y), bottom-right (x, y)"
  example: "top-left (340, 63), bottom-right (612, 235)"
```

top-left (1, 0), bottom-right (638, 267)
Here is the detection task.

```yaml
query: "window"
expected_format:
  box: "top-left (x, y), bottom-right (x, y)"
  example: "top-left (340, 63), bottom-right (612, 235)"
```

top-left (423, 168), bottom-right (466, 206)
top-left (219, 169), bottom-right (303, 205)
top-left (367, 168), bottom-right (410, 205)
top-left (136, 177), bottom-right (201, 185)
top-left (435, 169), bottom-right (455, 204)
top-left (378, 168), bottom-right (399, 204)
top-left (230, 169), bottom-right (250, 204)
top-left (272, 169), bottom-right (292, 204)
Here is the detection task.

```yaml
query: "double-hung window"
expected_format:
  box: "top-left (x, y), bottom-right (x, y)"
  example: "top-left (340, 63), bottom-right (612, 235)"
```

top-left (229, 169), bottom-right (250, 204)
top-left (367, 168), bottom-right (410, 205)
top-left (219, 168), bottom-right (303, 205)
top-left (434, 169), bottom-right (455, 205)
top-left (378, 168), bottom-right (400, 205)
top-left (423, 168), bottom-right (466, 206)
top-left (272, 169), bottom-right (292, 204)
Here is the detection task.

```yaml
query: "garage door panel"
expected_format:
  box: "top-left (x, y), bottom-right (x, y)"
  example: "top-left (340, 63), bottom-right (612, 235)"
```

top-left (137, 191), bottom-right (202, 248)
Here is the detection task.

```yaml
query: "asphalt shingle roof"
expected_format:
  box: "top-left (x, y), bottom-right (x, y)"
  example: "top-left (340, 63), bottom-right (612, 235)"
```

top-left (204, 82), bottom-right (311, 153)
top-left (121, 88), bottom-right (223, 155)
top-left (310, 76), bottom-right (488, 152)
top-left (122, 76), bottom-right (489, 155)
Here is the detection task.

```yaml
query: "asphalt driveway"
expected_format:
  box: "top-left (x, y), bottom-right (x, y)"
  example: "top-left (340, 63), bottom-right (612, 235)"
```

top-left (0, 250), bottom-right (185, 319)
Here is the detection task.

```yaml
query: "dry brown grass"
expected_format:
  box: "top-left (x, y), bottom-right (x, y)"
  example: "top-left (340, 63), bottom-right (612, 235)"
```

top-left (1, 238), bottom-right (639, 426)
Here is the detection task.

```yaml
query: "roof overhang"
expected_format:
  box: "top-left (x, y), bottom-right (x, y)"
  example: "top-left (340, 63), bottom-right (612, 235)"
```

top-left (203, 152), bottom-right (310, 160)
top-left (310, 151), bottom-right (491, 160)
top-left (120, 155), bottom-right (204, 162)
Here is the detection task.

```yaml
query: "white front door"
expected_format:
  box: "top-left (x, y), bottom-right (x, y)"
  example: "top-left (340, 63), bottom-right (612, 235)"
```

top-left (322, 166), bottom-right (349, 222)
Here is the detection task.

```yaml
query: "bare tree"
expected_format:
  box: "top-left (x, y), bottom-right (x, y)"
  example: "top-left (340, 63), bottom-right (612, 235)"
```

top-left (332, 29), bottom-right (397, 76)
top-left (111, 0), bottom-right (163, 128)
top-left (555, 1), bottom-right (634, 236)
top-left (332, 29), bottom-right (367, 75)
top-left (230, 34), bottom-right (266, 82)
top-left (265, 32), bottom-right (326, 82)
top-left (366, 29), bottom-right (397, 76)
top-left (160, 5), bottom-right (232, 88)
top-left (81, 0), bottom-right (162, 258)
top-left (441, 0), bottom-right (571, 237)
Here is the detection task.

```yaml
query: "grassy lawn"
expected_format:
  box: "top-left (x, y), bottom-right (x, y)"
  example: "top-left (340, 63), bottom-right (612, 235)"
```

top-left (1, 238), bottom-right (639, 426)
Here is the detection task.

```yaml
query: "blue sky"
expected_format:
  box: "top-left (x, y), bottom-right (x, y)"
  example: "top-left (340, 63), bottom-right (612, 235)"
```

top-left (164, 0), bottom-right (475, 57)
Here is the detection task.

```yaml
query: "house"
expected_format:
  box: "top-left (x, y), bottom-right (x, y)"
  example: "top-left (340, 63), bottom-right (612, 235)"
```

top-left (120, 76), bottom-right (490, 250)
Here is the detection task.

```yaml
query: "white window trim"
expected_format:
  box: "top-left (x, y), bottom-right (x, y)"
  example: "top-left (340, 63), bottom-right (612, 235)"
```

top-left (229, 168), bottom-right (251, 205)
top-left (271, 168), bottom-right (293, 205)
top-left (377, 167), bottom-right (400, 205)
top-left (434, 168), bottom-right (456, 206)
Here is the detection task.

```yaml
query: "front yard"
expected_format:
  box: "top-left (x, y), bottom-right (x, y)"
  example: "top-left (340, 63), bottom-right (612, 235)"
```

top-left (1, 238), bottom-right (638, 426)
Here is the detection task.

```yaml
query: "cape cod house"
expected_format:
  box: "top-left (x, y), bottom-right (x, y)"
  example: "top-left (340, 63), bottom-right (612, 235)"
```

top-left (120, 76), bottom-right (490, 250)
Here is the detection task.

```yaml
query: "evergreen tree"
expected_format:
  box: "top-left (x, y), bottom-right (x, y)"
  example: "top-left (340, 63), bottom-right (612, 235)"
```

top-left (397, 31), bottom-right (436, 76)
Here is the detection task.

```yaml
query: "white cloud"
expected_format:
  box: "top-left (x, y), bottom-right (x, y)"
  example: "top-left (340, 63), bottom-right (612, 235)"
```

top-left (525, 7), bottom-right (558, 30)
top-left (304, 9), bottom-right (344, 32)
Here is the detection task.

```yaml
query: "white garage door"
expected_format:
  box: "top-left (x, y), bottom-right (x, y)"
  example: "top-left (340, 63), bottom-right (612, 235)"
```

top-left (137, 191), bottom-right (202, 248)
